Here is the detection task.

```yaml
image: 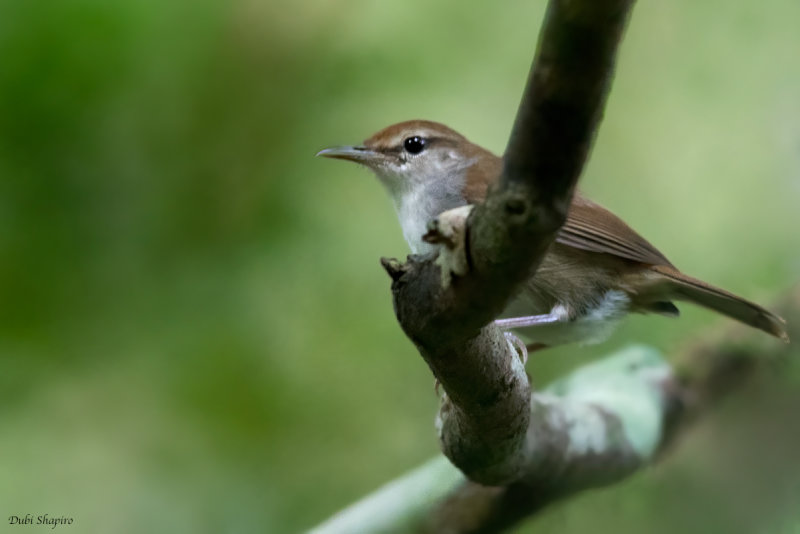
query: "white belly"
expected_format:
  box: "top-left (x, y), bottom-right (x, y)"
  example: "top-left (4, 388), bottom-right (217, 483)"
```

top-left (505, 289), bottom-right (631, 347)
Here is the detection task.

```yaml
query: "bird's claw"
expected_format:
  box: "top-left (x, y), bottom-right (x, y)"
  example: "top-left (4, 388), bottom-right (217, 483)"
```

top-left (434, 332), bottom-right (529, 396)
top-left (504, 331), bottom-right (528, 365)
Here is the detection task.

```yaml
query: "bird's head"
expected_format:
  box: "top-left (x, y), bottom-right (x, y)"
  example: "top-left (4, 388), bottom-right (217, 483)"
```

top-left (317, 120), bottom-right (498, 201)
top-left (317, 120), bottom-right (500, 253)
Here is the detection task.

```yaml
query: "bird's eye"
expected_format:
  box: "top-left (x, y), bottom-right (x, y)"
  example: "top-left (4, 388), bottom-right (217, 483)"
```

top-left (403, 136), bottom-right (426, 155)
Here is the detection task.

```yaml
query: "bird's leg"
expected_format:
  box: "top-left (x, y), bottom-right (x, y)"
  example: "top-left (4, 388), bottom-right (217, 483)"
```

top-left (493, 307), bottom-right (569, 370)
top-left (493, 310), bottom-right (565, 329)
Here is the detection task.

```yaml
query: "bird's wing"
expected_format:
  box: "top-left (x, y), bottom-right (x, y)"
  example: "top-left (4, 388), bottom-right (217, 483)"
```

top-left (556, 193), bottom-right (675, 267)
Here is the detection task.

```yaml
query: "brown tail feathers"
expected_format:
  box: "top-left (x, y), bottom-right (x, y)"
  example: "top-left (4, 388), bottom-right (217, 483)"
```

top-left (652, 265), bottom-right (789, 342)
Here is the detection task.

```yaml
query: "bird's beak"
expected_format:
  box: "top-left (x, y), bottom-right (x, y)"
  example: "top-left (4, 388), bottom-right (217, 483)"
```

top-left (316, 145), bottom-right (381, 164)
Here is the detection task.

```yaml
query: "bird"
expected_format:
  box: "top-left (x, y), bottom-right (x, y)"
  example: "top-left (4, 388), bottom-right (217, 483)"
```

top-left (317, 119), bottom-right (789, 353)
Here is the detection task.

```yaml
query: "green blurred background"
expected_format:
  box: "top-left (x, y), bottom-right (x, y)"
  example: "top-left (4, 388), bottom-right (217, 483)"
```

top-left (1, 0), bottom-right (799, 532)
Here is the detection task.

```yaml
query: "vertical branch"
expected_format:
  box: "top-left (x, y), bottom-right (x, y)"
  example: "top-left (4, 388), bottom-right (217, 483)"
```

top-left (386, 0), bottom-right (636, 485)
top-left (468, 0), bottom-right (634, 299)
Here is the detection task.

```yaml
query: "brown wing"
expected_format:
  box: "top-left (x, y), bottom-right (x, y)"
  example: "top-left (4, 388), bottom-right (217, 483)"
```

top-left (556, 193), bottom-right (675, 268)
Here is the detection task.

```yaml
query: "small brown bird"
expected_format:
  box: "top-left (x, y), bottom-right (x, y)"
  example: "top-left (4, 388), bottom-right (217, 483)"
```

top-left (318, 120), bottom-right (788, 350)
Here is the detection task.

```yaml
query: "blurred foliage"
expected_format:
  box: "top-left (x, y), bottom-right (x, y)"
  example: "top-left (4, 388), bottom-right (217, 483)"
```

top-left (0, 0), bottom-right (798, 532)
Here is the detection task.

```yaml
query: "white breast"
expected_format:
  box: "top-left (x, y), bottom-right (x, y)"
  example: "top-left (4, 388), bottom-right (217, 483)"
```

top-left (395, 186), bottom-right (438, 254)
top-left (392, 180), bottom-right (466, 255)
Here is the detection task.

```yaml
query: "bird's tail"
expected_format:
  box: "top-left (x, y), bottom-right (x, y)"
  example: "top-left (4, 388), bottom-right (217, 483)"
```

top-left (651, 265), bottom-right (789, 342)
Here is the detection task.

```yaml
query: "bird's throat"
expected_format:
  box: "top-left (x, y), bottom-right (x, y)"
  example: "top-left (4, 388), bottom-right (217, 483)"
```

top-left (392, 181), bottom-right (468, 255)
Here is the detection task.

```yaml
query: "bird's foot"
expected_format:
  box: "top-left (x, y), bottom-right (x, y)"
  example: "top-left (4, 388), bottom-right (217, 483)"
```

top-left (504, 331), bottom-right (529, 365)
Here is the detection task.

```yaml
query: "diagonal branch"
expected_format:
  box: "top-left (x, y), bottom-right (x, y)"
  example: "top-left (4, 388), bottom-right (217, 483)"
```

top-left (312, 344), bottom-right (673, 534)
top-left (311, 286), bottom-right (797, 534)
top-left (383, 0), bottom-right (635, 486)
